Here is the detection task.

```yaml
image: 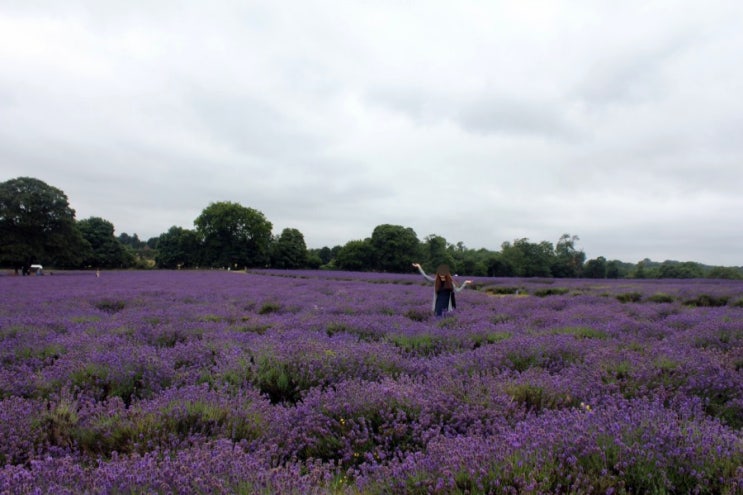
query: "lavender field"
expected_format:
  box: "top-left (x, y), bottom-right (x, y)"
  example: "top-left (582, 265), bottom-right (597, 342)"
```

top-left (1, 270), bottom-right (743, 494)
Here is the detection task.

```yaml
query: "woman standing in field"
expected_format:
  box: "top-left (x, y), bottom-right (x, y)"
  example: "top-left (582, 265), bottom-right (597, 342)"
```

top-left (412, 263), bottom-right (472, 316)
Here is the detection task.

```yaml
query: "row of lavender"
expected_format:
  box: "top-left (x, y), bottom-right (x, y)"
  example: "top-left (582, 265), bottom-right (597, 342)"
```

top-left (1, 270), bottom-right (742, 493)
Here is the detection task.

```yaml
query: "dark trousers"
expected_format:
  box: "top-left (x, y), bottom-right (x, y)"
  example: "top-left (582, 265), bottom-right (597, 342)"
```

top-left (435, 289), bottom-right (452, 316)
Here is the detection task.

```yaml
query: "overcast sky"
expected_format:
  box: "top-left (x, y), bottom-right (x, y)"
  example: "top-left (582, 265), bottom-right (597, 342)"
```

top-left (2, 1), bottom-right (742, 266)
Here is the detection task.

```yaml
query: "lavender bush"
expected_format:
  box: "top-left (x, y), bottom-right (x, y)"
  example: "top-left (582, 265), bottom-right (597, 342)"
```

top-left (1, 270), bottom-right (742, 494)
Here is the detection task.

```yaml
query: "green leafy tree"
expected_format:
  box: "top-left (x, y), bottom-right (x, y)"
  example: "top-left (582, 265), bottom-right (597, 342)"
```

top-left (335, 239), bottom-right (374, 271)
top-left (446, 241), bottom-right (489, 276)
top-left (318, 247), bottom-right (333, 265)
top-left (631, 259), bottom-right (659, 279)
top-left (312, 245), bottom-right (343, 269)
top-left (584, 256), bottom-right (608, 278)
top-left (313, 246), bottom-right (334, 265)
top-left (658, 261), bottom-right (703, 279)
top-left (195, 201), bottom-right (272, 268)
top-left (458, 247), bottom-right (490, 276)
top-left (308, 245), bottom-right (341, 268)
top-left (500, 238), bottom-right (554, 277)
top-left (706, 266), bottom-right (743, 280)
top-left (370, 224), bottom-right (420, 272)
top-left (77, 217), bottom-right (133, 268)
top-left (155, 226), bottom-right (201, 269)
top-left (118, 233), bottom-right (156, 269)
top-left (487, 252), bottom-right (514, 276)
top-left (632, 260), bottom-right (647, 279)
top-left (606, 260), bottom-right (623, 279)
top-left (305, 251), bottom-right (323, 269)
top-left (271, 228), bottom-right (308, 269)
top-left (423, 234), bottom-right (455, 271)
top-left (118, 232), bottom-right (145, 249)
top-left (0, 177), bottom-right (87, 269)
top-left (551, 234), bottom-right (585, 277)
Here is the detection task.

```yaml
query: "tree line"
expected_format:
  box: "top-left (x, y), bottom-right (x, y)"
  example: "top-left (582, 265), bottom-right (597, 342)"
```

top-left (1, 177), bottom-right (741, 279)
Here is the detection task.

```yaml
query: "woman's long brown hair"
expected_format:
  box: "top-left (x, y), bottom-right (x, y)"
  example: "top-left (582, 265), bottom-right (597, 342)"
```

top-left (435, 273), bottom-right (454, 292)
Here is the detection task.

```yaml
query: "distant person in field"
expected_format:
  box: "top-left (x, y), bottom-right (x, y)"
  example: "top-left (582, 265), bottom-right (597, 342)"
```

top-left (412, 263), bottom-right (472, 316)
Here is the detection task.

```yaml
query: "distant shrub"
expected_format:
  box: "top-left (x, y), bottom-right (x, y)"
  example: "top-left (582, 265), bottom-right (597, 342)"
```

top-left (74, 409), bottom-right (137, 457)
top-left (616, 292), bottom-right (642, 303)
top-left (283, 381), bottom-right (424, 470)
top-left (683, 294), bottom-right (729, 307)
top-left (436, 316), bottom-right (459, 329)
top-left (404, 309), bottom-right (429, 322)
top-left (250, 349), bottom-right (367, 405)
top-left (235, 323), bottom-right (272, 335)
top-left (648, 356), bottom-right (687, 391)
top-left (471, 331), bottom-right (511, 349)
top-left (173, 400), bottom-right (227, 436)
top-left (93, 299), bottom-right (126, 313)
top-left (13, 343), bottom-right (65, 363)
top-left (325, 322), bottom-right (382, 342)
top-left (34, 396), bottom-right (79, 451)
top-left (324, 322), bottom-right (349, 337)
top-left (601, 360), bottom-right (633, 384)
top-left (505, 350), bottom-right (541, 372)
top-left (0, 325), bottom-right (21, 340)
top-left (533, 288), bottom-right (569, 297)
top-left (654, 356), bottom-right (679, 372)
top-left (503, 383), bottom-right (576, 413)
top-left (698, 391), bottom-right (743, 430)
top-left (258, 302), bottom-right (282, 314)
top-left (647, 292), bottom-right (675, 303)
top-left (551, 326), bottom-right (608, 340)
top-left (491, 314), bottom-right (511, 325)
top-left (485, 286), bottom-right (522, 295)
top-left (198, 314), bottom-right (226, 323)
top-left (69, 363), bottom-right (145, 406)
top-left (71, 315), bottom-right (101, 323)
top-left (487, 331), bottom-right (511, 343)
top-left (389, 334), bottom-right (443, 357)
top-left (252, 355), bottom-right (301, 404)
top-left (73, 389), bottom-right (269, 458)
top-left (153, 330), bottom-right (192, 348)
top-left (693, 329), bottom-right (743, 351)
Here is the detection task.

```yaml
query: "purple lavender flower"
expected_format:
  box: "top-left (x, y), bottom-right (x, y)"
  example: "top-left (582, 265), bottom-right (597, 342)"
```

top-left (1, 270), bottom-right (742, 493)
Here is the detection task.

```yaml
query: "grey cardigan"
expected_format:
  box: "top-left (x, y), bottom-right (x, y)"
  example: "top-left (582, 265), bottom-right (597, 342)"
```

top-left (416, 265), bottom-right (468, 313)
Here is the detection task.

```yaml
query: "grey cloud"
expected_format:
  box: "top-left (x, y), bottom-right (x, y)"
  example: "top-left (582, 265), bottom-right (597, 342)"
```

top-left (367, 87), bottom-right (580, 139)
top-left (187, 92), bottom-right (321, 158)
top-left (577, 53), bottom-right (665, 105)
top-left (366, 87), bottom-right (440, 123)
top-left (455, 96), bottom-right (580, 138)
top-left (574, 29), bottom-right (699, 106)
top-left (3, 2), bottom-right (743, 265)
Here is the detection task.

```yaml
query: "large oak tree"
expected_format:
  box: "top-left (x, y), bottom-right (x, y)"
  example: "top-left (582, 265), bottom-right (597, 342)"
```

top-left (370, 224), bottom-right (420, 272)
top-left (155, 226), bottom-right (201, 269)
top-left (0, 177), bottom-right (86, 269)
top-left (195, 201), bottom-right (272, 268)
top-left (271, 227), bottom-right (308, 269)
top-left (77, 216), bottom-right (133, 268)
